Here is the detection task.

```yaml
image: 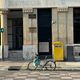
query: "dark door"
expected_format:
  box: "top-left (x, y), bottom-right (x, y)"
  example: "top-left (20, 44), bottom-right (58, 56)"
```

top-left (8, 18), bottom-right (23, 50)
top-left (13, 18), bottom-right (23, 50)
top-left (74, 8), bottom-right (80, 43)
top-left (37, 9), bottom-right (52, 59)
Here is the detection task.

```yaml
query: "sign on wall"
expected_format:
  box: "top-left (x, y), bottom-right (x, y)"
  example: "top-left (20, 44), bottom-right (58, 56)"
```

top-left (0, 28), bottom-right (4, 33)
top-left (39, 42), bottom-right (49, 52)
top-left (29, 27), bottom-right (37, 33)
top-left (28, 14), bottom-right (36, 19)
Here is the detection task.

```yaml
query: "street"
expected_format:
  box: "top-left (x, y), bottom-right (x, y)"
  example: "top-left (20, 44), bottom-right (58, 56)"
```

top-left (0, 70), bottom-right (80, 80)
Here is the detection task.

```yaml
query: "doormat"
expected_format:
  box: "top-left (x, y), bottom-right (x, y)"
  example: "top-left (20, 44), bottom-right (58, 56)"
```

top-left (8, 66), bottom-right (21, 71)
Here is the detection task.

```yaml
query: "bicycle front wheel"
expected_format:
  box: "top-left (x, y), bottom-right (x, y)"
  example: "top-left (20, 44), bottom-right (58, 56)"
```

top-left (45, 61), bottom-right (56, 71)
top-left (27, 61), bottom-right (37, 70)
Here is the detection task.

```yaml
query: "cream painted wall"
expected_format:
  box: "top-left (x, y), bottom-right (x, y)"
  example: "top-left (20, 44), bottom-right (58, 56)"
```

top-left (67, 8), bottom-right (73, 44)
top-left (0, 0), bottom-right (80, 9)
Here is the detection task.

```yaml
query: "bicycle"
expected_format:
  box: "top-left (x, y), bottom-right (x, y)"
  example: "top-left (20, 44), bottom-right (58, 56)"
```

top-left (27, 54), bottom-right (56, 71)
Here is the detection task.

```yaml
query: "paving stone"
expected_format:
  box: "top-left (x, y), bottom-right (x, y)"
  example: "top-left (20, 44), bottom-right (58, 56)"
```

top-left (27, 75), bottom-right (38, 77)
top-left (7, 75), bottom-right (17, 78)
top-left (25, 78), bottom-right (37, 80)
top-left (18, 73), bottom-right (29, 76)
top-left (15, 76), bottom-right (27, 79)
top-left (40, 73), bottom-right (50, 76)
top-left (73, 79), bottom-right (80, 80)
top-left (38, 76), bottom-right (49, 79)
top-left (14, 79), bottom-right (25, 80)
top-left (71, 75), bottom-right (80, 78)
top-left (0, 77), bottom-right (5, 80)
top-left (30, 72), bottom-right (39, 75)
top-left (69, 73), bottom-right (79, 75)
top-left (50, 79), bottom-right (60, 80)
top-left (49, 75), bottom-right (60, 78)
top-left (4, 78), bottom-right (14, 80)
top-left (0, 70), bottom-right (80, 80)
top-left (61, 77), bottom-right (72, 79)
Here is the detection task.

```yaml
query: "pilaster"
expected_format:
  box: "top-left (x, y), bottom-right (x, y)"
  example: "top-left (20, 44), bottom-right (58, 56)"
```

top-left (67, 8), bottom-right (73, 44)
top-left (52, 8), bottom-right (58, 42)
top-left (0, 9), bottom-right (8, 59)
top-left (57, 7), bottom-right (68, 44)
top-left (23, 8), bottom-right (38, 60)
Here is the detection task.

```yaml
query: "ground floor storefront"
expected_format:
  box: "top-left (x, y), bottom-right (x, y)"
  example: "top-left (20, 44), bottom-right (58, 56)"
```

top-left (0, 7), bottom-right (80, 61)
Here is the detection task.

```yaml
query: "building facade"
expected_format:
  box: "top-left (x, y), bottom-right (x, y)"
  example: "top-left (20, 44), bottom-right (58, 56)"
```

top-left (0, 0), bottom-right (80, 61)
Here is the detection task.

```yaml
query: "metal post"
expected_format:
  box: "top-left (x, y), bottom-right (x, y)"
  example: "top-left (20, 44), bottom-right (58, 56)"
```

top-left (1, 14), bottom-right (4, 61)
top-left (1, 32), bottom-right (4, 60)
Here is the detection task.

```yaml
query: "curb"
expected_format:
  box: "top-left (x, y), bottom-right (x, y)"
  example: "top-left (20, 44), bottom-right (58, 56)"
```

top-left (7, 66), bottom-right (80, 71)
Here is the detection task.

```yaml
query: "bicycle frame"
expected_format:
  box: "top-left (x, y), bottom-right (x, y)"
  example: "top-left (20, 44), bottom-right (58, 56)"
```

top-left (27, 54), bottom-right (56, 70)
top-left (33, 56), bottom-right (41, 67)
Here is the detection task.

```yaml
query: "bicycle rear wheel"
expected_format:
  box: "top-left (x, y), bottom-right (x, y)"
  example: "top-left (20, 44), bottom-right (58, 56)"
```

top-left (45, 61), bottom-right (56, 71)
top-left (27, 61), bottom-right (37, 70)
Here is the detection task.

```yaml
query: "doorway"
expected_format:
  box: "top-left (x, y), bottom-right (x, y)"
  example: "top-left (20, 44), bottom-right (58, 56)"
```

top-left (37, 9), bottom-right (52, 59)
top-left (7, 9), bottom-right (23, 60)
top-left (74, 8), bottom-right (80, 43)
top-left (8, 9), bottom-right (23, 50)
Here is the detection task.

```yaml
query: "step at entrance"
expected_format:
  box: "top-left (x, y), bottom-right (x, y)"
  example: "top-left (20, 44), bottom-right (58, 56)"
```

top-left (8, 51), bottom-right (23, 61)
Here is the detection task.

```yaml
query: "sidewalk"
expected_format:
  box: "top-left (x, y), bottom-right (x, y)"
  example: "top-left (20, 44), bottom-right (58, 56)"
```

top-left (0, 61), bottom-right (80, 71)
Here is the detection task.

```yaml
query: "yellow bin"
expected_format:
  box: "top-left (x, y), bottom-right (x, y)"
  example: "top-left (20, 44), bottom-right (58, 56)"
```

top-left (53, 42), bottom-right (64, 61)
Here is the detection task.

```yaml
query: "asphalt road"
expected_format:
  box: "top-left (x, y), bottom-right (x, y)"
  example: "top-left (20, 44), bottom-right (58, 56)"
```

top-left (0, 70), bottom-right (80, 80)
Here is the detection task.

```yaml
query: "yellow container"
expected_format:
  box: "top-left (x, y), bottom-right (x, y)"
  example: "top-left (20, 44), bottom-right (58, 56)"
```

top-left (53, 42), bottom-right (64, 61)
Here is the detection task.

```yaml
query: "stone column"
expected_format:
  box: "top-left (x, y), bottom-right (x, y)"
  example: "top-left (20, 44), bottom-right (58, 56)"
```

top-left (23, 8), bottom-right (38, 60)
top-left (57, 7), bottom-right (68, 44)
top-left (52, 8), bottom-right (58, 42)
top-left (52, 8), bottom-right (58, 59)
top-left (0, 9), bottom-right (8, 59)
top-left (67, 8), bottom-right (73, 44)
